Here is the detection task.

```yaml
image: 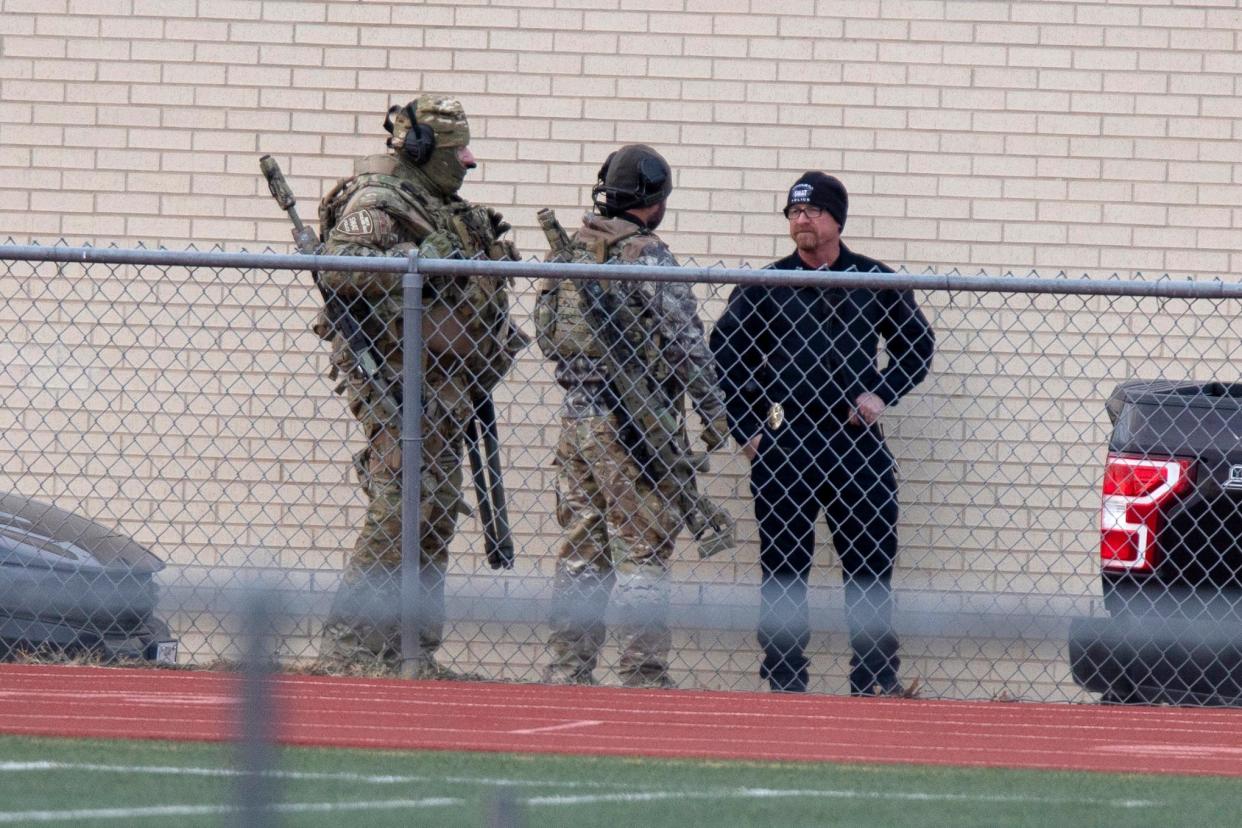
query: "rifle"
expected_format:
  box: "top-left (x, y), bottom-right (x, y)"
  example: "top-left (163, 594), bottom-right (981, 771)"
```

top-left (422, 189), bottom-right (519, 571)
top-left (259, 154), bottom-right (401, 424)
top-left (465, 394), bottom-right (515, 569)
top-left (536, 208), bottom-right (735, 558)
top-left (260, 155), bottom-right (515, 569)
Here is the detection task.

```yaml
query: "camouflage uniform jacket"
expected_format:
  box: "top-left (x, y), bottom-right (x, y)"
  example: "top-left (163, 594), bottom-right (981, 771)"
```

top-left (556, 214), bottom-right (726, 425)
top-left (316, 152), bottom-right (521, 417)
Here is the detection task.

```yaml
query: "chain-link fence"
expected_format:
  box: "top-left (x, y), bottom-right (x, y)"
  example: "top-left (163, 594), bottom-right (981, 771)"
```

top-left (2, 241), bottom-right (1241, 704)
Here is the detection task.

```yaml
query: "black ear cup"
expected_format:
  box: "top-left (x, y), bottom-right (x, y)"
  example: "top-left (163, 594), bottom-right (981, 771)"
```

top-left (591, 148), bottom-right (670, 215)
top-left (636, 156), bottom-right (668, 204)
top-left (383, 103), bottom-right (437, 165)
top-left (404, 120), bottom-right (436, 165)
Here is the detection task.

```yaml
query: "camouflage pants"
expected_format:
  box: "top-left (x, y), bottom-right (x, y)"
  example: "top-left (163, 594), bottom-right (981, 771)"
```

top-left (318, 373), bottom-right (471, 676)
top-left (546, 415), bottom-right (684, 687)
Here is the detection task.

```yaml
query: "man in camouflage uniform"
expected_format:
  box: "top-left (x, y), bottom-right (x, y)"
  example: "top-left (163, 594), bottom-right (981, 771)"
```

top-left (535, 145), bottom-right (730, 687)
top-left (314, 94), bottom-right (523, 678)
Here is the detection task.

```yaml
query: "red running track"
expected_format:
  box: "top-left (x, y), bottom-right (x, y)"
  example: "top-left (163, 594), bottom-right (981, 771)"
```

top-left (2, 664), bottom-right (1241, 777)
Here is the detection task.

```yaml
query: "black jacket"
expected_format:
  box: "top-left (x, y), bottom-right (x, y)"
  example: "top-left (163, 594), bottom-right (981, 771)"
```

top-left (709, 243), bottom-right (935, 443)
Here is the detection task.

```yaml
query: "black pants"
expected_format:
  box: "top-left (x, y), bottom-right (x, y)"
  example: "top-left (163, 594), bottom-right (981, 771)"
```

top-left (749, 420), bottom-right (900, 694)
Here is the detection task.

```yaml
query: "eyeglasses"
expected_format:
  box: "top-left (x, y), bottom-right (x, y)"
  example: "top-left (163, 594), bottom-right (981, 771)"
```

top-left (785, 205), bottom-right (824, 220)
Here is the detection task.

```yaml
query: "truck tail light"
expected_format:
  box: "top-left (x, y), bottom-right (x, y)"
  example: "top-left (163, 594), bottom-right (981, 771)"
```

top-left (1099, 453), bottom-right (1193, 572)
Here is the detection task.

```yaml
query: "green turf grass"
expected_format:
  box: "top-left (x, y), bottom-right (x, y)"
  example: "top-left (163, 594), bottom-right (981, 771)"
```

top-left (1, 734), bottom-right (1240, 827)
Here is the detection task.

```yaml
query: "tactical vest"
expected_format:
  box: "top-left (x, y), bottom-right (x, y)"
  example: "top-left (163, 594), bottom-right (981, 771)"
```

top-left (319, 156), bottom-right (517, 263)
top-left (318, 155), bottom-right (524, 392)
top-left (534, 217), bottom-right (643, 362)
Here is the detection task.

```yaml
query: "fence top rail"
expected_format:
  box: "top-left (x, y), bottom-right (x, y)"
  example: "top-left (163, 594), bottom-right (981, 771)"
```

top-left (1, 243), bottom-right (1238, 299)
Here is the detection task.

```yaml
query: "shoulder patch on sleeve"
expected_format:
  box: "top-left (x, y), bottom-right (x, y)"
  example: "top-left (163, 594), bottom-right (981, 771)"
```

top-left (334, 208), bottom-right (399, 243)
top-left (337, 209), bottom-right (375, 237)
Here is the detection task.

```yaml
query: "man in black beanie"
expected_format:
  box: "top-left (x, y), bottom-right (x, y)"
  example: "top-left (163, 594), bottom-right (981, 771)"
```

top-left (710, 171), bottom-right (935, 695)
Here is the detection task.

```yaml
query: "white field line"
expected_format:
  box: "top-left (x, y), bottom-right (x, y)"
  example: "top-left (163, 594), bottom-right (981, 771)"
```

top-left (0, 760), bottom-right (632, 790)
top-left (508, 719), bottom-right (603, 735)
top-left (0, 760), bottom-right (1160, 817)
top-left (524, 788), bottom-right (1159, 809)
top-left (0, 787), bottom-right (1159, 823)
top-left (0, 690), bottom-right (232, 706)
top-left (1092, 744), bottom-right (1242, 758)
top-left (0, 799), bottom-right (462, 824)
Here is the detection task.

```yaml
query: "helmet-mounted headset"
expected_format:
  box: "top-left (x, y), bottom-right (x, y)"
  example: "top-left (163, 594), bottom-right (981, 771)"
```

top-left (591, 146), bottom-right (672, 216)
top-left (383, 102), bottom-right (436, 166)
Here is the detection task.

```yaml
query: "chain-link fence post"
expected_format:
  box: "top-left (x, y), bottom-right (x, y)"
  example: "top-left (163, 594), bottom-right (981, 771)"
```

top-left (400, 253), bottom-right (426, 677)
top-left (235, 588), bottom-right (279, 826)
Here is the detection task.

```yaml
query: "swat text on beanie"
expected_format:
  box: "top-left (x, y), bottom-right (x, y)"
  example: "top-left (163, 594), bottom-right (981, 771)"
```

top-left (783, 171), bottom-right (848, 229)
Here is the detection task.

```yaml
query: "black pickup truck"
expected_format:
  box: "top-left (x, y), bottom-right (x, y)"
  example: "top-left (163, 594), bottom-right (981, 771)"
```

top-left (1070, 380), bottom-right (1242, 705)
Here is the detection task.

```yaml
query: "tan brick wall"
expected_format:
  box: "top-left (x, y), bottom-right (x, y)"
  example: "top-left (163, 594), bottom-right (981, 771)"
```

top-left (1, 0), bottom-right (1237, 274)
top-left (1, 0), bottom-right (1240, 699)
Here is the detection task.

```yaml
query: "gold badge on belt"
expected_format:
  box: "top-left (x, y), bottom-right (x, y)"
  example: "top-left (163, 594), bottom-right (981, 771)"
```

top-left (767, 402), bottom-right (784, 430)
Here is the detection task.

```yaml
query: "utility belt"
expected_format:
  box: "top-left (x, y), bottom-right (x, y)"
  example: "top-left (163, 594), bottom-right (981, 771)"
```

top-left (763, 398), bottom-right (855, 430)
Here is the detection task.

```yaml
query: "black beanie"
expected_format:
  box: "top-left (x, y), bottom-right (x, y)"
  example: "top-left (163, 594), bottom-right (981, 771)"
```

top-left (783, 171), bottom-right (848, 229)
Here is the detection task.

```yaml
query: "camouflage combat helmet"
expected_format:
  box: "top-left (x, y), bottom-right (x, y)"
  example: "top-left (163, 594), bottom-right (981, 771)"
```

top-left (592, 144), bottom-right (673, 216)
top-left (384, 94), bottom-right (471, 160)
top-left (383, 94), bottom-right (475, 195)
